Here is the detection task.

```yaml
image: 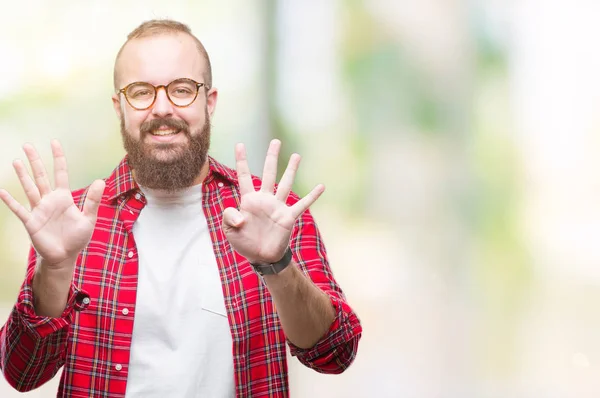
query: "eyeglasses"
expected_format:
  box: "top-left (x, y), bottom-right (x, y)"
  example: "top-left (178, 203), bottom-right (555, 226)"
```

top-left (118, 78), bottom-right (206, 110)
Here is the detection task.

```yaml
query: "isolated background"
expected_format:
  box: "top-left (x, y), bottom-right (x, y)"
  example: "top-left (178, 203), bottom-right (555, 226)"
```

top-left (1, 1), bottom-right (599, 397)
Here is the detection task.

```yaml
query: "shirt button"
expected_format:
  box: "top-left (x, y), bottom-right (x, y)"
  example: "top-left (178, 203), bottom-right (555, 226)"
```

top-left (135, 193), bottom-right (141, 200)
top-left (82, 297), bottom-right (91, 305)
top-left (128, 251), bottom-right (134, 258)
top-left (121, 308), bottom-right (129, 315)
top-left (217, 182), bottom-right (224, 188)
top-left (115, 364), bottom-right (122, 371)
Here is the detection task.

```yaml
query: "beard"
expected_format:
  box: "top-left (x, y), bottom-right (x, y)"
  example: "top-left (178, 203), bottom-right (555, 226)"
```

top-left (120, 111), bottom-right (211, 192)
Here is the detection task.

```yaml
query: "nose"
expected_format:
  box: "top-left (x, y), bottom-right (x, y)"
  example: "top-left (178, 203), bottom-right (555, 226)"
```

top-left (151, 86), bottom-right (174, 117)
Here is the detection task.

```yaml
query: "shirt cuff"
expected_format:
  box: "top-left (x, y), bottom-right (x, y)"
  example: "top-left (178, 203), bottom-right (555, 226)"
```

top-left (14, 267), bottom-right (90, 340)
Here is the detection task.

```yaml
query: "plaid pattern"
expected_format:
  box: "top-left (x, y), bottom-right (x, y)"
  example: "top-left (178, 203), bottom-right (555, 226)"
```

top-left (0, 156), bottom-right (362, 397)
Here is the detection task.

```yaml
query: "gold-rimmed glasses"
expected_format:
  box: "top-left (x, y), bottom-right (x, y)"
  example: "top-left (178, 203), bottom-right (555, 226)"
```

top-left (118, 78), bottom-right (206, 110)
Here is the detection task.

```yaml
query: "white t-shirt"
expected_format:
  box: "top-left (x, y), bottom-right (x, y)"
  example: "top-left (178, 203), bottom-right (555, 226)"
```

top-left (125, 183), bottom-right (234, 398)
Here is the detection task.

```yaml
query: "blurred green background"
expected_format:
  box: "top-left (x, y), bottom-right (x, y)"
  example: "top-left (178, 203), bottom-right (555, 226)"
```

top-left (1, 1), bottom-right (600, 397)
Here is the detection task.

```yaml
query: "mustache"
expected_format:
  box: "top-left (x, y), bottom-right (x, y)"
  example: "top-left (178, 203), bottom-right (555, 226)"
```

top-left (139, 118), bottom-right (190, 136)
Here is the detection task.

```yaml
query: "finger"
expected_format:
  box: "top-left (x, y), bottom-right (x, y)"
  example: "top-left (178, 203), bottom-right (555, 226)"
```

top-left (82, 179), bottom-right (106, 223)
top-left (260, 139), bottom-right (281, 193)
top-left (13, 159), bottom-right (41, 208)
top-left (51, 140), bottom-right (70, 190)
top-left (0, 189), bottom-right (31, 225)
top-left (235, 143), bottom-right (255, 195)
top-left (23, 143), bottom-right (52, 196)
top-left (222, 207), bottom-right (245, 231)
top-left (290, 184), bottom-right (325, 219)
top-left (275, 153), bottom-right (301, 202)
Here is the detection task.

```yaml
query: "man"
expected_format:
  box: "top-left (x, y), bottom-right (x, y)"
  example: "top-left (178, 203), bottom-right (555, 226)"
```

top-left (0, 18), bottom-right (361, 398)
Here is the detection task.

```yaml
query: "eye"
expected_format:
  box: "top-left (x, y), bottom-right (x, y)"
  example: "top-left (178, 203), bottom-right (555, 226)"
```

top-left (132, 89), bottom-right (152, 97)
top-left (127, 84), bottom-right (154, 98)
top-left (170, 85), bottom-right (195, 96)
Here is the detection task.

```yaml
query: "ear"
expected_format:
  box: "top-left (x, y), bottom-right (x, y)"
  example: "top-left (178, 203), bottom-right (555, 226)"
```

top-left (112, 93), bottom-right (123, 120)
top-left (206, 87), bottom-right (218, 120)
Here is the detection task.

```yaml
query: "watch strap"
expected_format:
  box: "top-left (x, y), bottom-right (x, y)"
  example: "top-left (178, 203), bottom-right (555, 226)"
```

top-left (251, 247), bottom-right (293, 276)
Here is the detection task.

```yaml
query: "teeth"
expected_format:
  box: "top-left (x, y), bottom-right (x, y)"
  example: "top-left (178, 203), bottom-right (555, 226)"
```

top-left (152, 129), bottom-right (178, 136)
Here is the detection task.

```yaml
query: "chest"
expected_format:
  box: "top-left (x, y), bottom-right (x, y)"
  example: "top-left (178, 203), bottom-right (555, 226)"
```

top-left (69, 196), bottom-right (273, 345)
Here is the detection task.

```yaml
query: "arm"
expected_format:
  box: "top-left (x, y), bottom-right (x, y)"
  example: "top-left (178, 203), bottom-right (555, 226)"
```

top-left (264, 255), bottom-right (362, 373)
top-left (0, 141), bottom-right (103, 391)
top-left (1, 247), bottom-right (90, 392)
top-left (272, 212), bottom-right (361, 373)
top-left (262, 260), bottom-right (336, 349)
top-left (222, 139), bottom-right (362, 373)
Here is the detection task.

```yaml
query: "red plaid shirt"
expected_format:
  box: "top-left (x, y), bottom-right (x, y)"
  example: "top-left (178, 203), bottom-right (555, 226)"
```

top-left (0, 156), bottom-right (362, 397)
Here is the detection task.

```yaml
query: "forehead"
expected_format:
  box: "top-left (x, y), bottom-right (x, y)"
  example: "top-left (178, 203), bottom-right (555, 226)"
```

top-left (116, 33), bottom-right (205, 87)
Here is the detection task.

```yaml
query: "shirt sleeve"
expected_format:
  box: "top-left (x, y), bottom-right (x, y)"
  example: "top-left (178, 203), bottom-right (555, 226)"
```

top-left (285, 205), bottom-right (363, 374)
top-left (0, 246), bottom-right (90, 392)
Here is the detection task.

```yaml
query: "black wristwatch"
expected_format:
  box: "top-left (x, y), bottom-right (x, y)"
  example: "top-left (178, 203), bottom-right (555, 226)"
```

top-left (250, 247), bottom-right (293, 276)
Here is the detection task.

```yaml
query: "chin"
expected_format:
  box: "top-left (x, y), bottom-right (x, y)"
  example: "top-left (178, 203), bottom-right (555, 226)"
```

top-left (149, 151), bottom-right (186, 164)
top-left (146, 142), bottom-right (186, 157)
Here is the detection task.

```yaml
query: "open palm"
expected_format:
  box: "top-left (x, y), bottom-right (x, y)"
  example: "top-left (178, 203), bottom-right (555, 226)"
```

top-left (222, 139), bottom-right (324, 265)
top-left (0, 141), bottom-right (105, 267)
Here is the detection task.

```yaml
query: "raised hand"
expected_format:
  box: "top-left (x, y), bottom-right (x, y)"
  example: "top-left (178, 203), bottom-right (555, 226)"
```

top-left (0, 140), bottom-right (105, 269)
top-left (222, 139), bottom-right (324, 265)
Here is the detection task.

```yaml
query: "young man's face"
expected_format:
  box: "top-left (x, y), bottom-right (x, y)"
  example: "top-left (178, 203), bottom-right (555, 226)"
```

top-left (112, 32), bottom-right (217, 190)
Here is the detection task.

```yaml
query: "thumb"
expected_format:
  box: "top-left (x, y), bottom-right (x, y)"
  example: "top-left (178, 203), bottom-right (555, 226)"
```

top-left (82, 179), bottom-right (106, 223)
top-left (222, 207), bottom-right (245, 230)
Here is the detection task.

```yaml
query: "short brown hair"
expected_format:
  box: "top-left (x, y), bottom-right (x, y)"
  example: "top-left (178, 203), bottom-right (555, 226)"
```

top-left (113, 19), bottom-right (213, 90)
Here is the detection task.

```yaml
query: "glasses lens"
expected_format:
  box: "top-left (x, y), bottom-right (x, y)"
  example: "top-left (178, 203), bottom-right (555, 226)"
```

top-left (125, 83), bottom-right (155, 109)
top-left (167, 79), bottom-right (198, 106)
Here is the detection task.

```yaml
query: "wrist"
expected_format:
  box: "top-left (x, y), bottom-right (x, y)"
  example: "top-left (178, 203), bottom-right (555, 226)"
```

top-left (37, 256), bottom-right (77, 275)
top-left (33, 258), bottom-right (76, 318)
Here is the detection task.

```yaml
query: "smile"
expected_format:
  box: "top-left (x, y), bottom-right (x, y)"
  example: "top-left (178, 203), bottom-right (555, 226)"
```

top-left (151, 129), bottom-right (180, 136)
